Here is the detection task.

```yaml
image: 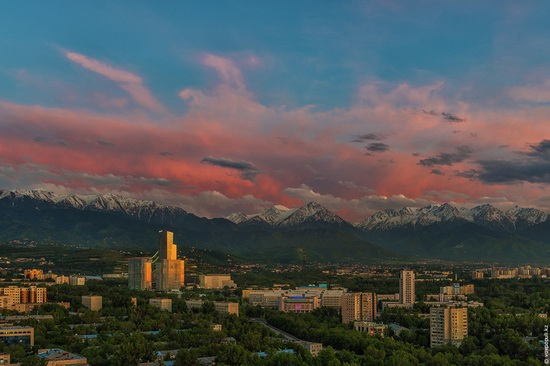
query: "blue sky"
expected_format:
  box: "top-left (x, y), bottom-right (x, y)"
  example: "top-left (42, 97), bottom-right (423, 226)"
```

top-left (1, 1), bottom-right (550, 218)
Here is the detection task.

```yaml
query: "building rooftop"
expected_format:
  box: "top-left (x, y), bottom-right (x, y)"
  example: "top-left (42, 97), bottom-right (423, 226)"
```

top-left (37, 348), bottom-right (86, 361)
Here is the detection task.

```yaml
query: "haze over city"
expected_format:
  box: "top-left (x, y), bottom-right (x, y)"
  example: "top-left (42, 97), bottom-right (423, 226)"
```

top-left (1, 2), bottom-right (550, 221)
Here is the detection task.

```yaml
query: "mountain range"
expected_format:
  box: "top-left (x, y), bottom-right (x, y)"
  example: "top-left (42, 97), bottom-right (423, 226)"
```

top-left (1, 189), bottom-right (549, 263)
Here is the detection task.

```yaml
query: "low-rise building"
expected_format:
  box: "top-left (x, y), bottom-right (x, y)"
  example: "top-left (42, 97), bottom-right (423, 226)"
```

top-left (279, 296), bottom-right (320, 313)
top-left (353, 321), bottom-right (387, 337)
top-left (0, 353), bottom-right (10, 365)
top-left (199, 274), bottom-right (236, 289)
top-left (0, 326), bottom-right (34, 346)
top-left (294, 341), bottom-right (323, 356)
top-left (186, 300), bottom-right (239, 316)
top-left (37, 348), bottom-right (89, 365)
top-left (81, 296), bottom-right (102, 311)
top-left (149, 298), bottom-right (172, 312)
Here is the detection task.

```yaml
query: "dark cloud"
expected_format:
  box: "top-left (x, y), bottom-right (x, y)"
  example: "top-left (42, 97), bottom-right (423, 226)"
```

top-left (200, 156), bottom-right (260, 181)
top-left (351, 133), bottom-right (385, 143)
top-left (96, 139), bottom-right (115, 147)
top-left (159, 151), bottom-right (172, 156)
top-left (431, 169), bottom-right (445, 175)
top-left (475, 140), bottom-right (550, 184)
top-left (455, 169), bottom-right (480, 179)
top-left (33, 136), bottom-right (46, 142)
top-left (365, 142), bottom-right (390, 153)
top-left (277, 136), bottom-right (288, 145)
top-left (442, 112), bottom-right (466, 122)
top-left (470, 132), bottom-right (478, 137)
top-left (421, 109), bottom-right (438, 116)
top-left (418, 145), bottom-right (473, 167)
top-left (412, 152), bottom-right (420, 157)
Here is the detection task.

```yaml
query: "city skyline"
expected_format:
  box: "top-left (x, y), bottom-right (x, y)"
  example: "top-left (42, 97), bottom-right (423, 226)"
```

top-left (1, 2), bottom-right (550, 221)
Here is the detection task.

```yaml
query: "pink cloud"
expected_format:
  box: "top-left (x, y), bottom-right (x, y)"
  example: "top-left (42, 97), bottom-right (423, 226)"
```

top-left (64, 51), bottom-right (167, 114)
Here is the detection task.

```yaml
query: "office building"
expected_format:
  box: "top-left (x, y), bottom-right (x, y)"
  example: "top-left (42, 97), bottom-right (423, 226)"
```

top-left (186, 300), bottom-right (239, 316)
top-left (155, 230), bottom-right (185, 291)
top-left (82, 296), bottom-right (102, 311)
top-left (149, 298), bottom-right (172, 312)
top-left (128, 257), bottom-right (153, 290)
top-left (0, 326), bottom-right (34, 346)
top-left (341, 292), bottom-right (377, 324)
top-left (399, 270), bottom-right (415, 306)
top-left (430, 306), bottom-right (468, 347)
top-left (199, 274), bottom-right (236, 289)
top-left (279, 296), bottom-right (320, 313)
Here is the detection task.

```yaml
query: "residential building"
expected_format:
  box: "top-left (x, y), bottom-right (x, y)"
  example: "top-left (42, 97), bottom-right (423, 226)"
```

top-left (24, 269), bottom-right (44, 280)
top-left (81, 296), bottom-right (102, 311)
top-left (341, 292), bottom-right (377, 324)
top-left (155, 230), bottom-right (185, 291)
top-left (399, 270), bottom-right (415, 306)
top-left (430, 306), bottom-right (468, 348)
top-left (294, 341), bottom-right (323, 357)
top-left (128, 257), bottom-right (153, 290)
top-left (69, 276), bottom-right (86, 286)
top-left (149, 298), bottom-right (172, 312)
top-left (0, 353), bottom-right (9, 365)
top-left (0, 326), bottom-right (34, 346)
top-left (0, 286), bottom-right (47, 308)
top-left (199, 274), bottom-right (236, 289)
top-left (471, 270), bottom-right (484, 279)
top-left (55, 275), bottom-right (69, 285)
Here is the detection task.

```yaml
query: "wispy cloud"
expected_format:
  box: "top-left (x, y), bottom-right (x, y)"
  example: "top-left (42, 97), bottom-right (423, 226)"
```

top-left (418, 145), bottom-right (473, 166)
top-left (64, 51), bottom-right (167, 113)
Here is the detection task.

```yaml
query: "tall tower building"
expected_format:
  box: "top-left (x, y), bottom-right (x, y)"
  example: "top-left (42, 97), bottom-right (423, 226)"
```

top-left (399, 270), bottom-right (415, 306)
top-left (128, 258), bottom-right (153, 290)
top-left (430, 306), bottom-right (468, 347)
top-left (155, 230), bottom-right (185, 291)
top-left (341, 292), bottom-right (377, 324)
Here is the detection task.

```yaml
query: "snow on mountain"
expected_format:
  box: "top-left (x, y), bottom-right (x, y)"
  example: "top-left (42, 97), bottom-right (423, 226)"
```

top-left (469, 204), bottom-right (515, 232)
top-left (356, 207), bottom-right (416, 230)
top-left (278, 202), bottom-right (347, 227)
top-left (506, 206), bottom-right (549, 226)
top-left (225, 212), bottom-right (249, 224)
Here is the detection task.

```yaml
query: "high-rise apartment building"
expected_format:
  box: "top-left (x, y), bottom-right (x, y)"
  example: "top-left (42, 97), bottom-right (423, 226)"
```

top-left (341, 292), bottom-right (377, 324)
top-left (430, 306), bottom-right (468, 347)
top-left (399, 270), bottom-right (415, 306)
top-left (155, 230), bottom-right (185, 291)
top-left (128, 257), bottom-right (153, 290)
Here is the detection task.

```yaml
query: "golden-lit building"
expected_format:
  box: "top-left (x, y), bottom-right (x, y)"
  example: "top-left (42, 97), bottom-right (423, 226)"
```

top-left (128, 257), bottom-right (152, 290)
top-left (399, 270), bottom-right (415, 306)
top-left (471, 270), bottom-right (484, 279)
top-left (353, 321), bottom-right (387, 337)
top-left (24, 269), bottom-right (44, 280)
top-left (279, 296), bottom-right (320, 313)
top-left (0, 286), bottom-right (47, 308)
top-left (430, 306), bottom-right (468, 347)
top-left (341, 292), bottom-right (377, 324)
top-left (81, 296), bottom-right (102, 311)
top-left (199, 274), bottom-right (236, 289)
top-left (155, 230), bottom-right (185, 291)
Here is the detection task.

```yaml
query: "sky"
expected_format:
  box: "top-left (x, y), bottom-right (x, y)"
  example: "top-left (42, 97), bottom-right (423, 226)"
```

top-left (1, 1), bottom-right (550, 220)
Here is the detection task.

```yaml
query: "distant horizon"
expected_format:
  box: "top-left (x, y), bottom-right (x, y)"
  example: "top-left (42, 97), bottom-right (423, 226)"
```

top-left (2, 2), bottom-right (550, 221)
top-left (2, 187), bottom-right (548, 222)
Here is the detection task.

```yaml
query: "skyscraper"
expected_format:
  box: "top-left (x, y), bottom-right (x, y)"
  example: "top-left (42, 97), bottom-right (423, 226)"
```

top-left (399, 270), bottom-right (415, 306)
top-left (341, 292), bottom-right (377, 324)
top-left (430, 306), bottom-right (468, 347)
top-left (155, 230), bottom-right (185, 291)
top-left (128, 257), bottom-right (153, 290)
